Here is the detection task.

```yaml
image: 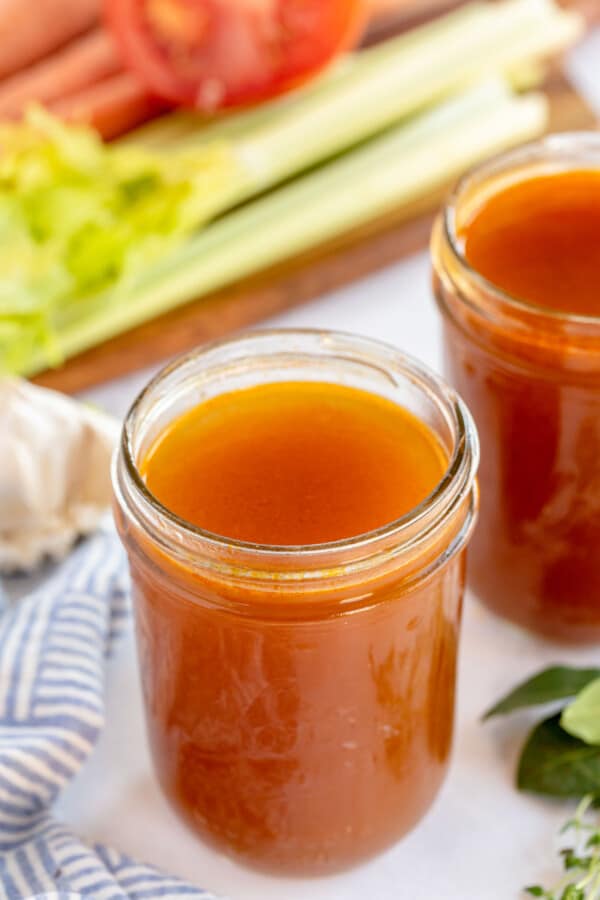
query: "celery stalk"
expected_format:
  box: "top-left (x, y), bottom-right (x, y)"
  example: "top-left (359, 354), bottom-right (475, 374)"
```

top-left (23, 80), bottom-right (547, 374)
top-left (120, 60), bottom-right (355, 150)
top-left (233, 0), bottom-right (578, 189)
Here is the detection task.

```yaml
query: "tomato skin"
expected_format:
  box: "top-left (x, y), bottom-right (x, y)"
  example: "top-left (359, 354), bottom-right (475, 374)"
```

top-left (105, 0), bottom-right (366, 111)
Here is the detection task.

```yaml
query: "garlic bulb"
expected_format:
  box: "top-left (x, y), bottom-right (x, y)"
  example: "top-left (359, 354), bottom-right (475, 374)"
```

top-left (0, 378), bottom-right (119, 573)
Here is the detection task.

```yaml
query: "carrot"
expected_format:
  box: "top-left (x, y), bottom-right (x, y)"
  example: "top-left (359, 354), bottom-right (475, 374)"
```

top-left (0, 30), bottom-right (121, 119)
top-left (49, 71), bottom-right (170, 140)
top-left (0, 0), bottom-right (100, 79)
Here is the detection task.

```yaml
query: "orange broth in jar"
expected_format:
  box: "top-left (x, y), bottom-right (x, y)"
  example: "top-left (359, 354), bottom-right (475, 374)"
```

top-left (141, 382), bottom-right (447, 545)
top-left (433, 136), bottom-right (600, 642)
top-left (462, 170), bottom-right (600, 317)
top-left (113, 331), bottom-right (479, 873)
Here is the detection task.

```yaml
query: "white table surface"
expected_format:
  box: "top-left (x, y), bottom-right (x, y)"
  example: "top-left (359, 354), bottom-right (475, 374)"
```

top-left (51, 33), bottom-right (600, 900)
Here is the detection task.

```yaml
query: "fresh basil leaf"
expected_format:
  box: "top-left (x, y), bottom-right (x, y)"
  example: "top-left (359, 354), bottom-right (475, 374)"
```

top-left (483, 667), bottom-right (600, 720)
top-left (518, 715), bottom-right (600, 798)
top-left (562, 678), bottom-right (600, 746)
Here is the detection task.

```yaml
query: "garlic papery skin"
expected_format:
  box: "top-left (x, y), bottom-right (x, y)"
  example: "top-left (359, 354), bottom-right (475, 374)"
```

top-left (0, 378), bottom-right (119, 573)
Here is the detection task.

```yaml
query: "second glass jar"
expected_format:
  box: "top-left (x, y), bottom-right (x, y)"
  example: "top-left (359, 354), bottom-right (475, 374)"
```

top-left (432, 134), bottom-right (600, 643)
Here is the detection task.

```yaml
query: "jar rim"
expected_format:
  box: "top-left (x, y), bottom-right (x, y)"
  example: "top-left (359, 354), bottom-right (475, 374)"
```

top-left (114, 329), bottom-right (479, 578)
top-left (443, 131), bottom-right (600, 331)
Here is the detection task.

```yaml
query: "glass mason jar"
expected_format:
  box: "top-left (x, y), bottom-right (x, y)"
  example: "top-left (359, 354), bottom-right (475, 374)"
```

top-left (112, 330), bottom-right (479, 874)
top-left (432, 134), bottom-right (600, 643)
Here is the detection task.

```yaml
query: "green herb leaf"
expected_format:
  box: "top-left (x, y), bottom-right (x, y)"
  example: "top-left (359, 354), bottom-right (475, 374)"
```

top-left (561, 888), bottom-right (585, 900)
top-left (562, 679), bottom-right (600, 747)
top-left (484, 667), bottom-right (600, 720)
top-left (518, 715), bottom-right (600, 798)
top-left (561, 847), bottom-right (593, 870)
top-left (524, 797), bottom-right (600, 899)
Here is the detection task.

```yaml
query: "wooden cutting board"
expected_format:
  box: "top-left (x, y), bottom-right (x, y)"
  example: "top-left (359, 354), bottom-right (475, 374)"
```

top-left (34, 69), bottom-right (598, 394)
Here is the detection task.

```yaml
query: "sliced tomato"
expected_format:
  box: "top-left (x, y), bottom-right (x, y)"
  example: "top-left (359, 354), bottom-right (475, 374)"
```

top-left (105, 0), bottom-right (366, 111)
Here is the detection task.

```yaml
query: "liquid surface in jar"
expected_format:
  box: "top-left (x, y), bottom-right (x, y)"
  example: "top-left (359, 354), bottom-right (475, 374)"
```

top-left (141, 381), bottom-right (446, 545)
top-left (461, 169), bottom-right (600, 317)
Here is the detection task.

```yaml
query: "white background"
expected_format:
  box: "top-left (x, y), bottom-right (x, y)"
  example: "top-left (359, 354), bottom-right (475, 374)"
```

top-left (50, 31), bottom-right (600, 900)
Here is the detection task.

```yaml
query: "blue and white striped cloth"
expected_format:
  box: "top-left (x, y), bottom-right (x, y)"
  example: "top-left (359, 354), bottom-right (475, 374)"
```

top-left (0, 525), bottom-right (217, 900)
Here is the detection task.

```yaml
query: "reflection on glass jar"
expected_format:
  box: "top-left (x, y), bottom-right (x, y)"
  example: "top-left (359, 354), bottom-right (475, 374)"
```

top-left (432, 134), bottom-right (600, 643)
top-left (113, 330), bottom-right (478, 874)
